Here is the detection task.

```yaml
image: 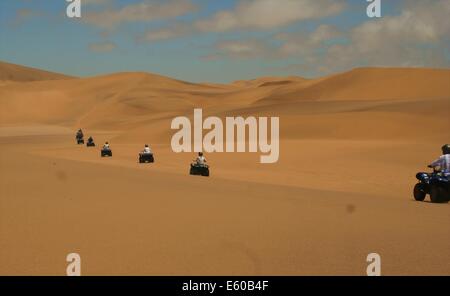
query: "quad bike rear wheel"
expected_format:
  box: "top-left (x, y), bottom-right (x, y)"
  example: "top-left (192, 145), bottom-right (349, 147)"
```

top-left (202, 169), bottom-right (210, 177)
top-left (139, 154), bottom-right (154, 163)
top-left (430, 184), bottom-right (449, 203)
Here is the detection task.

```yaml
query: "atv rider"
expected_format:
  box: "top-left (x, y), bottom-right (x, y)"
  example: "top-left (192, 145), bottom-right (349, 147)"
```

top-left (103, 141), bottom-right (110, 150)
top-left (87, 136), bottom-right (94, 144)
top-left (142, 144), bottom-right (152, 154)
top-left (429, 144), bottom-right (450, 174)
top-left (195, 152), bottom-right (207, 166)
top-left (76, 129), bottom-right (84, 140)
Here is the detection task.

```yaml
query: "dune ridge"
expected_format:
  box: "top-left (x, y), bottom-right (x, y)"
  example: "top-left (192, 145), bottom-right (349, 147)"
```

top-left (0, 61), bottom-right (75, 82)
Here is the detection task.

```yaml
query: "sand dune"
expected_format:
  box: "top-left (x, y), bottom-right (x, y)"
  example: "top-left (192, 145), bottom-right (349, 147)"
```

top-left (0, 61), bottom-right (74, 82)
top-left (0, 61), bottom-right (449, 275)
top-left (255, 68), bottom-right (450, 105)
top-left (1, 64), bottom-right (449, 128)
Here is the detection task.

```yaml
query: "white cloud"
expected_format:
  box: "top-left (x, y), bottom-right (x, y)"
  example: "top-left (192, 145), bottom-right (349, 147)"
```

top-left (83, 0), bottom-right (197, 29)
top-left (89, 41), bottom-right (116, 53)
top-left (138, 24), bottom-right (192, 42)
top-left (195, 0), bottom-right (345, 32)
top-left (277, 25), bottom-right (341, 56)
top-left (213, 39), bottom-right (276, 59)
top-left (206, 0), bottom-right (450, 76)
top-left (83, 0), bottom-right (112, 6)
top-left (208, 25), bottom-right (340, 61)
top-left (322, 0), bottom-right (450, 72)
top-left (137, 0), bottom-right (345, 43)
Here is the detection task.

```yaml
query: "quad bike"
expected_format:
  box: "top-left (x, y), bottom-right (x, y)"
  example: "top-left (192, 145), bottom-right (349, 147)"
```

top-left (190, 162), bottom-right (210, 177)
top-left (414, 167), bottom-right (450, 203)
top-left (139, 152), bottom-right (154, 163)
top-left (86, 139), bottom-right (95, 147)
top-left (101, 148), bottom-right (112, 157)
top-left (76, 136), bottom-right (84, 145)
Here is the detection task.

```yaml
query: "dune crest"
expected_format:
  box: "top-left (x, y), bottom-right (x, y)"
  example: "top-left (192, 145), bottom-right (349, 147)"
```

top-left (0, 61), bottom-right (75, 82)
top-left (255, 68), bottom-right (450, 105)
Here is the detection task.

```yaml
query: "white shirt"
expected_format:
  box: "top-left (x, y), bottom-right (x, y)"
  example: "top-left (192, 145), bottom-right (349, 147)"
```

top-left (431, 154), bottom-right (450, 172)
top-left (143, 147), bottom-right (152, 154)
top-left (196, 156), bottom-right (206, 165)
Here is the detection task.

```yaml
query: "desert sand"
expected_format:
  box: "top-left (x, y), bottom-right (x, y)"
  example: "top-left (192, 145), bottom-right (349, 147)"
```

top-left (0, 61), bottom-right (449, 275)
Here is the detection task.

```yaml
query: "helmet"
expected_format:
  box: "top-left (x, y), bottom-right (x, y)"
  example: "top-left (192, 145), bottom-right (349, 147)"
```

top-left (199, 152), bottom-right (203, 156)
top-left (442, 144), bottom-right (450, 155)
top-left (105, 141), bottom-right (109, 144)
top-left (145, 144), bottom-right (149, 147)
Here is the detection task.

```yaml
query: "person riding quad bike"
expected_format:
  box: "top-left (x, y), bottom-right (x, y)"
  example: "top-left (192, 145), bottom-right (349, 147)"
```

top-left (429, 144), bottom-right (450, 172)
top-left (190, 152), bottom-right (209, 177)
top-left (86, 136), bottom-right (95, 147)
top-left (101, 141), bottom-right (112, 157)
top-left (76, 129), bottom-right (84, 144)
top-left (414, 144), bottom-right (450, 203)
top-left (138, 144), bottom-right (154, 163)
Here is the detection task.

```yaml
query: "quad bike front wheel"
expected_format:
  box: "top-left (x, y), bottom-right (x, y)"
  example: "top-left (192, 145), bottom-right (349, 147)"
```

top-left (101, 151), bottom-right (112, 157)
top-left (413, 183), bottom-right (426, 201)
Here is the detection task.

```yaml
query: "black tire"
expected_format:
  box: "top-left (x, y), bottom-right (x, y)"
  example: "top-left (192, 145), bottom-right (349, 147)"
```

top-left (413, 183), bottom-right (426, 201)
top-left (430, 184), bottom-right (449, 203)
top-left (139, 154), bottom-right (153, 163)
top-left (101, 151), bottom-right (111, 157)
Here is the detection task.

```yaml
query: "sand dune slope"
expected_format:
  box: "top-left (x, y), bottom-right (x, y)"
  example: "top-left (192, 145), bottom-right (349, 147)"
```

top-left (256, 68), bottom-right (450, 104)
top-left (0, 61), bottom-right (74, 82)
top-left (0, 62), bottom-right (449, 275)
top-left (1, 65), bottom-right (449, 138)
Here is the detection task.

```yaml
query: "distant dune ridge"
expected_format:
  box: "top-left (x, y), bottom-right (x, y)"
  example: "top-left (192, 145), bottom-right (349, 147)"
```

top-left (255, 67), bottom-right (450, 104)
top-left (0, 61), bottom-right (448, 137)
top-left (0, 61), bottom-right (74, 82)
top-left (1, 61), bottom-right (450, 275)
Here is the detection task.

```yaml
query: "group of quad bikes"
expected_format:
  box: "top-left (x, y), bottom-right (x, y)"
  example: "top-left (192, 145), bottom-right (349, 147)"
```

top-left (77, 131), bottom-right (449, 187)
top-left (76, 131), bottom-right (209, 177)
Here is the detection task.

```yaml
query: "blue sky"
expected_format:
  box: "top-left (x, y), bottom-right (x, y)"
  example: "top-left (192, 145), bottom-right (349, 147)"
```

top-left (0, 0), bottom-right (448, 82)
